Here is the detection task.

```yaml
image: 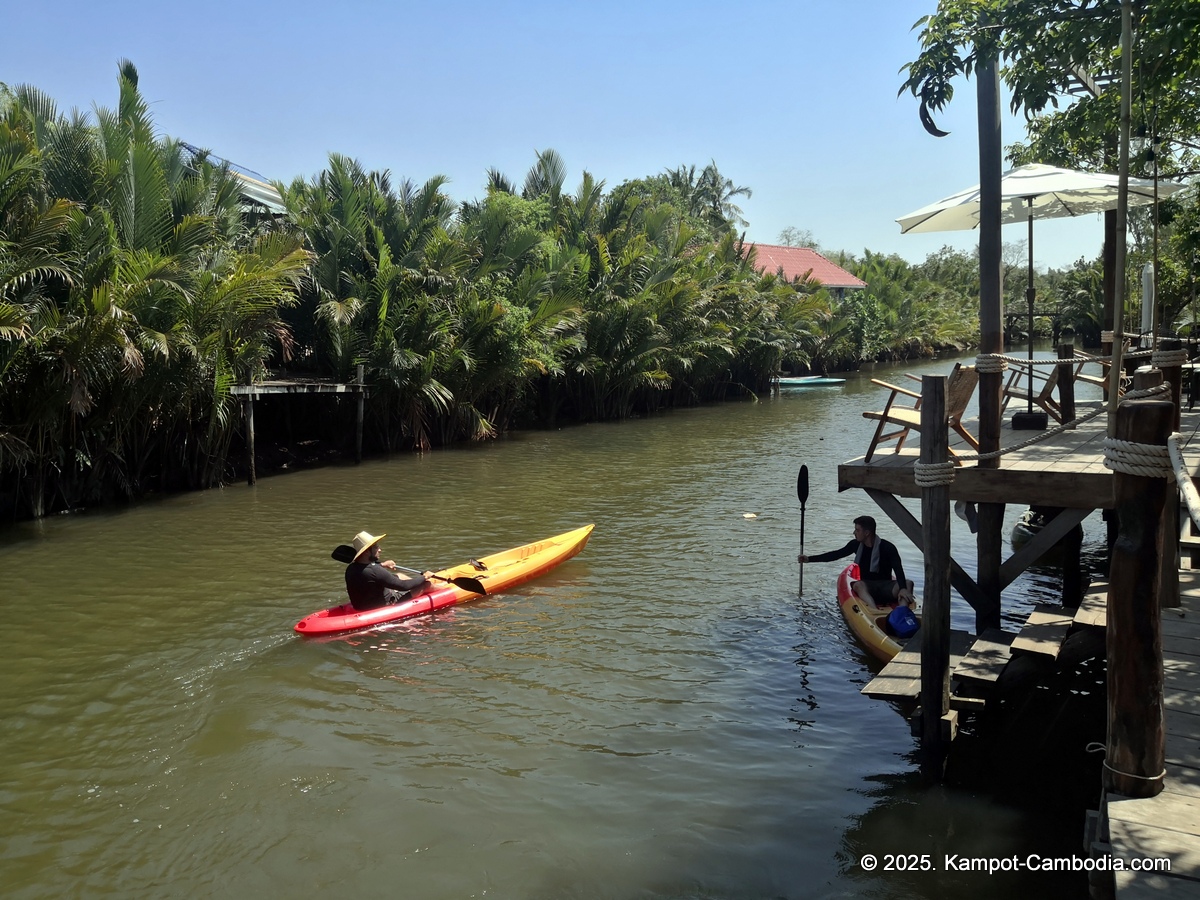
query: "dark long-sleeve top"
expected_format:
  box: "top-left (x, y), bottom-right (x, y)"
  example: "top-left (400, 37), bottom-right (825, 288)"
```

top-left (807, 538), bottom-right (907, 586)
top-left (345, 562), bottom-right (428, 611)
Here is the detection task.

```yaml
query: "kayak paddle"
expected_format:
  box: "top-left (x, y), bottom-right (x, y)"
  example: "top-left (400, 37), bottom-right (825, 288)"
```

top-left (797, 465), bottom-right (808, 597)
top-left (329, 544), bottom-right (487, 594)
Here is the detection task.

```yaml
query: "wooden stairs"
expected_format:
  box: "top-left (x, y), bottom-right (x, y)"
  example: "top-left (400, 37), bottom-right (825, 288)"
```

top-left (862, 603), bottom-right (1079, 711)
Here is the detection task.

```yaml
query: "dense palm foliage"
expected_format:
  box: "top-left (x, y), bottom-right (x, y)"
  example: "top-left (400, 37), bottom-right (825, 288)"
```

top-left (0, 66), bottom-right (1030, 521)
top-left (0, 64), bottom-right (309, 517)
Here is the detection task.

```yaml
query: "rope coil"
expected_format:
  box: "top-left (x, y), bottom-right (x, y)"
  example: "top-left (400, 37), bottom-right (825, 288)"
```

top-left (1152, 347), bottom-right (1189, 367)
top-left (913, 460), bottom-right (957, 487)
top-left (1103, 437), bottom-right (1174, 480)
top-left (974, 353), bottom-right (1008, 373)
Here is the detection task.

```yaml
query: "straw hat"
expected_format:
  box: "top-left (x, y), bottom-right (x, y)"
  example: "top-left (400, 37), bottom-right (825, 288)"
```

top-left (350, 531), bottom-right (386, 561)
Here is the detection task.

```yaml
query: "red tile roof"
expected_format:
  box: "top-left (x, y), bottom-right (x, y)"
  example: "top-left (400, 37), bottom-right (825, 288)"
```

top-left (744, 243), bottom-right (866, 290)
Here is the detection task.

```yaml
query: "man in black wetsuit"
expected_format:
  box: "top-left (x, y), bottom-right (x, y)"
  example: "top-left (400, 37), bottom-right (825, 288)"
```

top-left (798, 515), bottom-right (915, 609)
top-left (344, 531), bottom-right (433, 611)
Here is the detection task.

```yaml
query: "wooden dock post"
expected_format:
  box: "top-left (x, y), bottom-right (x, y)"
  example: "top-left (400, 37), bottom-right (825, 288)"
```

top-left (919, 375), bottom-right (952, 774)
top-left (1161, 337), bottom-right (1184, 433)
top-left (244, 394), bottom-right (257, 486)
top-left (974, 52), bottom-right (1005, 635)
top-left (355, 364), bottom-right (365, 465)
top-left (1105, 399), bottom-right (1170, 798)
top-left (1057, 342), bottom-right (1076, 428)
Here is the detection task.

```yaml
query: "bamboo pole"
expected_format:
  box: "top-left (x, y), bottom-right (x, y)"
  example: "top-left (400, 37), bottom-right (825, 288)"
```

top-left (1107, 0), bottom-right (1133, 437)
top-left (1105, 399), bottom-right (1169, 798)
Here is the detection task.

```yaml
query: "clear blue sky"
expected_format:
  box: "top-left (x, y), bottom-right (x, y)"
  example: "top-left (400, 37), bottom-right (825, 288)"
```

top-left (2, 0), bottom-right (1100, 271)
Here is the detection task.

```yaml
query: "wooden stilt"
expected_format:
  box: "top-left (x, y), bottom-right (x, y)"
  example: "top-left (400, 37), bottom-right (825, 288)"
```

top-left (919, 375), bottom-right (952, 776)
top-left (1057, 342), bottom-right (1076, 427)
top-left (1105, 399), bottom-right (1170, 798)
top-left (355, 364), bottom-right (365, 465)
top-left (1062, 519), bottom-right (1083, 605)
top-left (244, 395), bottom-right (256, 486)
top-left (975, 52), bottom-right (1005, 634)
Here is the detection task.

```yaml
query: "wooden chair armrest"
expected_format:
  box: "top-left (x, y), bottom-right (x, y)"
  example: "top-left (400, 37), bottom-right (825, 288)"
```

top-left (870, 379), bottom-right (920, 400)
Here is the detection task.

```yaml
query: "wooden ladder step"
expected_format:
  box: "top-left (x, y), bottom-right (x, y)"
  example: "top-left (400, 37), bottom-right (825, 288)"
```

top-left (1011, 603), bottom-right (1077, 659)
top-left (1075, 582), bottom-right (1107, 627)
top-left (1181, 532), bottom-right (1200, 569)
top-left (861, 629), bottom-right (973, 701)
top-left (951, 628), bottom-right (1016, 685)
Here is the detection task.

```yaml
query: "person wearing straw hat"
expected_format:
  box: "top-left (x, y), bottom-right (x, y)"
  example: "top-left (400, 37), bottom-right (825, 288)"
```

top-left (344, 531), bottom-right (434, 611)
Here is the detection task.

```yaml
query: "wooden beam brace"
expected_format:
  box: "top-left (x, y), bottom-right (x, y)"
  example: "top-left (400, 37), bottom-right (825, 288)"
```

top-left (864, 488), bottom-right (989, 613)
top-left (998, 507), bottom-right (1091, 589)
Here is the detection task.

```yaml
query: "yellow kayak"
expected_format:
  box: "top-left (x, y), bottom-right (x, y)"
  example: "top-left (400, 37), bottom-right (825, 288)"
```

top-left (437, 524), bottom-right (595, 602)
top-left (837, 563), bottom-right (919, 662)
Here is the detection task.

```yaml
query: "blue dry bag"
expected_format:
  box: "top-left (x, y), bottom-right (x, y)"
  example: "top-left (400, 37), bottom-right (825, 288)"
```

top-left (887, 604), bottom-right (920, 639)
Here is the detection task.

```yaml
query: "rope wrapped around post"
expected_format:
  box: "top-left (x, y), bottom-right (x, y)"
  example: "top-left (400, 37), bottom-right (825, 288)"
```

top-left (913, 460), bottom-right (958, 487)
top-left (1104, 397), bottom-right (1172, 798)
top-left (1152, 348), bottom-right (1189, 368)
top-left (974, 353), bottom-right (1008, 374)
top-left (1103, 437), bottom-right (1175, 480)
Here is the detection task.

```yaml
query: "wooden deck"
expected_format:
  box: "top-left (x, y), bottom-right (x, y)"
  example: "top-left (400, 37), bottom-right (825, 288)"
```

top-left (839, 399), bottom-right (1200, 510)
top-left (1106, 574), bottom-right (1200, 897)
top-left (230, 376), bottom-right (364, 396)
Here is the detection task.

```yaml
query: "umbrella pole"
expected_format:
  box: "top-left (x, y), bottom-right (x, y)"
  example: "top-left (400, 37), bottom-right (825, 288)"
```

top-left (1013, 197), bottom-right (1048, 430)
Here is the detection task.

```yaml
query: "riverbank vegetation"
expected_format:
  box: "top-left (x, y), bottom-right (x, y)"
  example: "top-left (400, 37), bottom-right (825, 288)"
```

top-left (1, 45), bottom-right (1196, 520)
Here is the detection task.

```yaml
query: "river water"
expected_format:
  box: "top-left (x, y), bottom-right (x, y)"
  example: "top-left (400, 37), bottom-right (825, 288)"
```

top-left (0, 354), bottom-right (1109, 899)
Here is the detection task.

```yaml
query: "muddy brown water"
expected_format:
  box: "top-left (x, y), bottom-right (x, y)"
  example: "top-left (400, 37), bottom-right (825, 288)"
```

top-left (0, 354), bottom-right (1109, 898)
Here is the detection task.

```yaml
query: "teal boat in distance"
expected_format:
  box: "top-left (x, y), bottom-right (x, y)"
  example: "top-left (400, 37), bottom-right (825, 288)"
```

top-left (777, 375), bottom-right (846, 387)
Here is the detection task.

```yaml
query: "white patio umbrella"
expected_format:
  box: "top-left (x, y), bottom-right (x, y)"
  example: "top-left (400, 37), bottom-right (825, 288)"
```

top-left (896, 163), bottom-right (1183, 234)
top-left (896, 163), bottom-right (1185, 426)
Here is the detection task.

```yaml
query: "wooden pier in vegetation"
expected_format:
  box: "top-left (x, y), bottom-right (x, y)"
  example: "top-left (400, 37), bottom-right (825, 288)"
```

top-left (231, 365), bottom-right (366, 484)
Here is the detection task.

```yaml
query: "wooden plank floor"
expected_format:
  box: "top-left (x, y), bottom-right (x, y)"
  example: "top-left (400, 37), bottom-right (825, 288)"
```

top-left (1110, 577), bottom-right (1200, 897)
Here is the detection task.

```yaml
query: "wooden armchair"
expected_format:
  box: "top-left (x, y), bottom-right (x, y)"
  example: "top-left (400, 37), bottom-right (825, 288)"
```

top-left (1073, 349), bottom-right (1127, 398)
top-left (1002, 361), bottom-right (1064, 422)
top-left (862, 362), bottom-right (980, 462)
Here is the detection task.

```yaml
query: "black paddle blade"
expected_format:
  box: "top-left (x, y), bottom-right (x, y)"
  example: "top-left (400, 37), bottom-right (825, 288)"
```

top-left (797, 465), bottom-right (809, 505)
top-left (331, 544), bottom-right (356, 563)
top-left (447, 575), bottom-right (487, 595)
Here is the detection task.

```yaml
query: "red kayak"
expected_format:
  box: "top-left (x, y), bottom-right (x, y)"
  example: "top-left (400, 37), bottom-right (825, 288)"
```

top-left (295, 525), bottom-right (594, 636)
top-left (294, 584), bottom-right (463, 636)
